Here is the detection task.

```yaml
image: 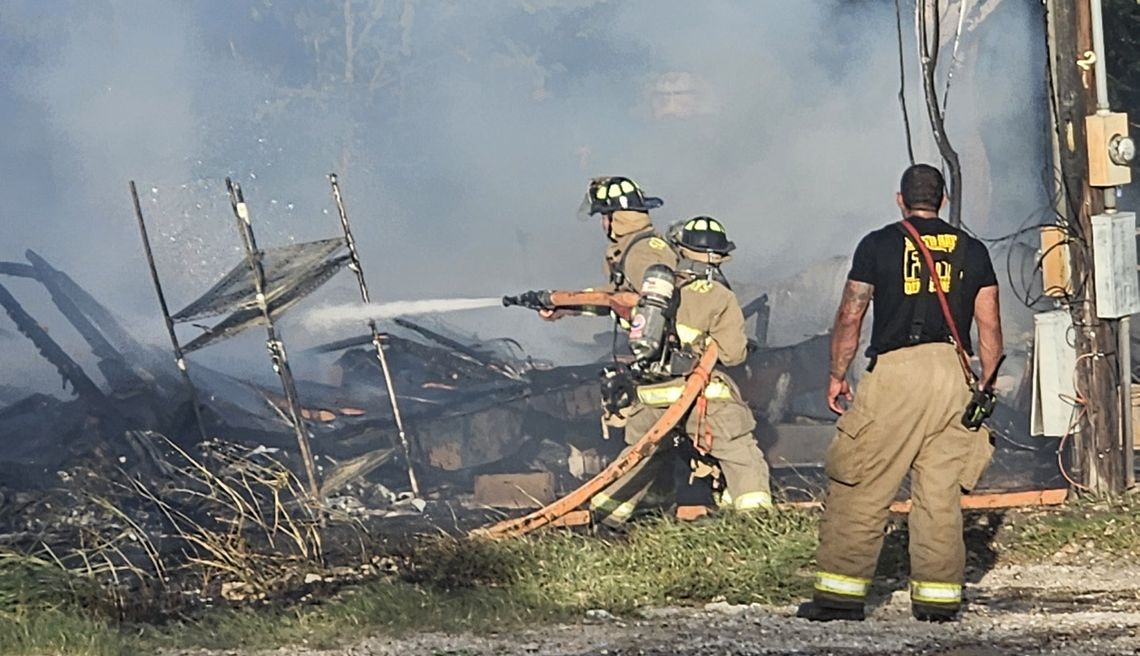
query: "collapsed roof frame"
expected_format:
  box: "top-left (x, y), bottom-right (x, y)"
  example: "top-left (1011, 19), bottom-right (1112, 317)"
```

top-left (128, 175), bottom-right (419, 500)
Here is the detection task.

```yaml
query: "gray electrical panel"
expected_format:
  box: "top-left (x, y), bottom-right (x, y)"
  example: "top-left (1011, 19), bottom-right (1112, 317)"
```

top-left (1092, 211), bottom-right (1140, 319)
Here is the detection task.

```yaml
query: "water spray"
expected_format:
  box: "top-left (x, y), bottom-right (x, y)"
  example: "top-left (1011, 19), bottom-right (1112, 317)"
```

top-left (302, 296), bottom-right (503, 331)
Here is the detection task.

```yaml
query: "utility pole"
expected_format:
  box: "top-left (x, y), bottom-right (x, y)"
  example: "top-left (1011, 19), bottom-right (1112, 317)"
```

top-left (1047, 0), bottom-right (1135, 494)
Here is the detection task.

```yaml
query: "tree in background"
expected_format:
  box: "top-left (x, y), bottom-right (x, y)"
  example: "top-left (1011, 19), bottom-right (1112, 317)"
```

top-left (1104, 0), bottom-right (1139, 198)
top-left (247, 0), bottom-right (417, 174)
top-left (1105, 0), bottom-right (1140, 115)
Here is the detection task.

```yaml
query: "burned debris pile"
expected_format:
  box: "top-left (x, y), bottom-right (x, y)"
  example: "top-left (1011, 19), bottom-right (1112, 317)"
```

top-left (0, 247), bottom-right (612, 612)
top-left (0, 251), bottom-right (1062, 519)
top-left (0, 246), bottom-right (608, 509)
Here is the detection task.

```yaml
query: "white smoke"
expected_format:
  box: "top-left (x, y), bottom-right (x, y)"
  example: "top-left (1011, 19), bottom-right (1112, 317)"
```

top-left (0, 0), bottom-right (1052, 393)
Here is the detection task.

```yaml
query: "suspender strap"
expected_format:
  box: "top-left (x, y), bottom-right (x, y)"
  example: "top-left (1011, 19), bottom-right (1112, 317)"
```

top-left (897, 220), bottom-right (977, 386)
top-left (907, 253), bottom-right (930, 344)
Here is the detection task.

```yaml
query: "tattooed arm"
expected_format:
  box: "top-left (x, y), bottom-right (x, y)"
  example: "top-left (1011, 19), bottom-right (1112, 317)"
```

top-left (827, 280), bottom-right (873, 413)
top-left (973, 284), bottom-right (1003, 384)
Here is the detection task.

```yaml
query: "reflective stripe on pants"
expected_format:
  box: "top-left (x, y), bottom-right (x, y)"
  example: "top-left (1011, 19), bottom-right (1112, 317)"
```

top-left (814, 571), bottom-right (870, 599)
top-left (732, 490), bottom-right (772, 510)
top-left (910, 580), bottom-right (962, 605)
top-left (590, 492), bottom-right (636, 520)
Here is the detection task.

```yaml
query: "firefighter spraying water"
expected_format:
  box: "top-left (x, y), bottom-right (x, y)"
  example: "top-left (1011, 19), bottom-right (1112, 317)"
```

top-left (495, 177), bottom-right (774, 527)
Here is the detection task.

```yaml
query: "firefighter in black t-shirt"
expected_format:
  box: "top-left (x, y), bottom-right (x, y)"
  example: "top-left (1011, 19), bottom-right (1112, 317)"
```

top-left (798, 164), bottom-right (1004, 623)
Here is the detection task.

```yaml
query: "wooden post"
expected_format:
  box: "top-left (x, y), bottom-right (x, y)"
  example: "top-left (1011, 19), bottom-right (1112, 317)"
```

top-left (1047, 0), bottom-right (1125, 494)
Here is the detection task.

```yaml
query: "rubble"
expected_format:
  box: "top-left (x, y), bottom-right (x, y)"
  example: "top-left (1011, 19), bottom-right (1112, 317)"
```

top-left (473, 472), bottom-right (557, 509)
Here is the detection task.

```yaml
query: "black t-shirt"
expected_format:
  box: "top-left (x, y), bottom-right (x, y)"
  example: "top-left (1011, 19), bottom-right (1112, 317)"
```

top-left (848, 217), bottom-right (997, 357)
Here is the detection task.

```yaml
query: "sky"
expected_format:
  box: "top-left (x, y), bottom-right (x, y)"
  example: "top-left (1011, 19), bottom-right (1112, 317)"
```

top-left (0, 0), bottom-right (1054, 392)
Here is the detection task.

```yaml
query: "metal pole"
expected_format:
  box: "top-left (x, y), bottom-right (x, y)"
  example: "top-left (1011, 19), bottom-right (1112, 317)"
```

top-left (1091, 0), bottom-right (1118, 219)
top-left (129, 181), bottom-right (209, 443)
top-left (327, 173), bottom-right (420, 496)
top-left (225, 178), bottom-right (321, 499)
top-left (1089, 0), bottom-right (1110, 114)
top-left (1121, 315), bottom-right (1135, 488)
top-left (1089, 0), bottom-right (1133, 487)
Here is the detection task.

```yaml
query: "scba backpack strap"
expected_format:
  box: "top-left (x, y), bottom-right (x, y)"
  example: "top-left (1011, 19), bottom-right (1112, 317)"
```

top-left (610, 231), bottom-right (655, 288)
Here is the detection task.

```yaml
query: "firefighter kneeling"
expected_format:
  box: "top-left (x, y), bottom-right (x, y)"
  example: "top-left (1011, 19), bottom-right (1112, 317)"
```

top-left (590, 217), bottom-right (772, 524)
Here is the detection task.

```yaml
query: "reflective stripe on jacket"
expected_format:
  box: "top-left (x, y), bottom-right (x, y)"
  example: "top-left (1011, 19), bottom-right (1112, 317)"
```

top-left (636, 378), bottom-right (733, 407)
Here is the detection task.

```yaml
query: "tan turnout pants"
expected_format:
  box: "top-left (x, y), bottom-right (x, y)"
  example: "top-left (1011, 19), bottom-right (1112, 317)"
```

top-left (590, 375), bottom-right (772, 523)
top-left (813, 343), bottom-right (994, 611)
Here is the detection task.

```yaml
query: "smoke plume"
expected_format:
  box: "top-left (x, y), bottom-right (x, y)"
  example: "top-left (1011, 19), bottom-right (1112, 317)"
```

top-left (0, 0), bottom-right (1051, 392)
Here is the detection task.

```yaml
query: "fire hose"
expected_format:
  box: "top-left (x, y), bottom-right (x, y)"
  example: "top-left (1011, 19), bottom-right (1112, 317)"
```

top-left (472, 343), bottom-right (717, 539)
top-left (502, 290), bottom-right (640, 322)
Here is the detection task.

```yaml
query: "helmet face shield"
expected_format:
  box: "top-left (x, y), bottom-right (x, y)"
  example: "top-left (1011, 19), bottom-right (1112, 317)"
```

top-left (576, 191), bottom-right (596, 222)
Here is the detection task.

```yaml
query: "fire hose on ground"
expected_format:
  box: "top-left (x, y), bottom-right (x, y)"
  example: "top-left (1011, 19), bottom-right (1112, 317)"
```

top-left (472, 343), bottom-right (718, 539)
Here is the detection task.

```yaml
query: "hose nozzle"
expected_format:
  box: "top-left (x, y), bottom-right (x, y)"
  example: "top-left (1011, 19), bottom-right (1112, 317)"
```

top-left (501, 290), bottom-right (549, 310)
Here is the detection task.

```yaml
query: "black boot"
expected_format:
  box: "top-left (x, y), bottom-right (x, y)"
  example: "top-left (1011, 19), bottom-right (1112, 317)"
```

top-left (795, 601), bottom-right (866, 622)
top-left (912, 601), bottom-right (959, 623)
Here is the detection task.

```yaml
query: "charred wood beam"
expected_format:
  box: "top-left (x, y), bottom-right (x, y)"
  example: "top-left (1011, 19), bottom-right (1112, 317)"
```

top-left (24, 250), bottom-right (153, 360)
top-left (21, 251), bottom-right (176, 396)
top-left (0, 281), bottom-right (105, 404)
top-left (741, 294), bottom-right (770, 348)
top-left (325, 335), bottom-right (512, 384)
top-left (24, 252), bottom-right (124, 363)
top-left (393, 318), bottom-right (522, 380)
top-left (226, 178), bottom-right (320, 500)
top-left (0, 262), bottom-right (35, 278)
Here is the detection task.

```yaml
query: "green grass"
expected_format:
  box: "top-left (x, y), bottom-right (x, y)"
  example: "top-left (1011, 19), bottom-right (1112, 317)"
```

top-left (8, 500), bottom-right (1140, 655)
top-left (0, 609), bottom-right (129, 656)
top-left (416, 509), bottom-right (819, 610)
top-left (141, 580), bottom-right (568, 651)
top-left (0, 551), bottom-right (130, 656)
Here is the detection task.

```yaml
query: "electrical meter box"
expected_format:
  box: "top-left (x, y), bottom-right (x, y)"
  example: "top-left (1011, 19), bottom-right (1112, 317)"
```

top-left (1086, 112), bottom-right (1132, 187)
top-left (1092, 211), bottom-right (1140, 319)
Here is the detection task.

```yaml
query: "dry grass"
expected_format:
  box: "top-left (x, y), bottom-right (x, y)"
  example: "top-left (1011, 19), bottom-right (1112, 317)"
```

top-left (138, 509), bottom-right (820, 651)
top-left (996, 498), bottom-right (1140, 561)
